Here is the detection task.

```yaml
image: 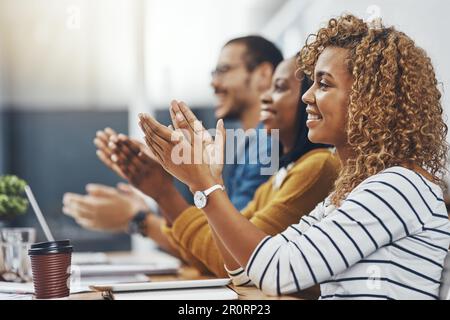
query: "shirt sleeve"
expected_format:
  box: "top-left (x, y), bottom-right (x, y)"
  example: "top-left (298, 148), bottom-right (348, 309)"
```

top-left (227, 127), bottom-right (273, 211)
top-left (224, 265), bottom-right (255, 287)
top-left (245, 173), bottom-right (430, 296)
top-left (228, 162), bottom-right (271, 211)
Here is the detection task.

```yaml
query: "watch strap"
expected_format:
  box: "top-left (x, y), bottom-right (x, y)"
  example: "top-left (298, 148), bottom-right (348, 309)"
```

top-left (203, 184), bottom-right (225, 196)
top-left (128, 211), bottom-right (150, 236)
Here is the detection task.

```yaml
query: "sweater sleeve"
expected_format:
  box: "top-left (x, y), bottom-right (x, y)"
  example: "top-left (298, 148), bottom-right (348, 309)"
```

top-left (166, 150), bottom-right (339, 278)
top-left (160, 222), bottom-right (214, 276)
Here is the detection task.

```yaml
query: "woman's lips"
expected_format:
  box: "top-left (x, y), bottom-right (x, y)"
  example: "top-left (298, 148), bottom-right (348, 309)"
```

top-left (260, 108), bottom-right (276, 121)
top-left (306, 107), bottom-right (323, 127)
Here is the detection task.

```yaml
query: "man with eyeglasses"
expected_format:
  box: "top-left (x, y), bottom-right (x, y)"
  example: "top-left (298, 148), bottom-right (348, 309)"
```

top-left (63, 36), bottom-right (283, 258)
top-left (210, 36), bottom-right (283, 210)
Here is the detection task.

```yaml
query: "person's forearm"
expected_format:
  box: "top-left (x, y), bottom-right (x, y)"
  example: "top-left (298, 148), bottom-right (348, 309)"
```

top-left (210, 228), bottom-right (242, 271)
top-left (154, 186), bottom-right (190, 226)
top-left (144, 214), bottom-right (181, 258)
top-left (202, 190), bottom-right (267, 267)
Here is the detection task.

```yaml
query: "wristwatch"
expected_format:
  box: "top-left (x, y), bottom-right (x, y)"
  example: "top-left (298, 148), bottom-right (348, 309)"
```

top-left (128, 211), bottom-right (150, 236)
top-left (193, 184), bottom-right (225, 209)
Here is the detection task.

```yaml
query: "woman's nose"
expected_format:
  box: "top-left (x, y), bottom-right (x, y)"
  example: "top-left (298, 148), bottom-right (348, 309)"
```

top-left (260, 91), bottom-right (273, 104)
top-left (302, 86), bottom-right (315, 105)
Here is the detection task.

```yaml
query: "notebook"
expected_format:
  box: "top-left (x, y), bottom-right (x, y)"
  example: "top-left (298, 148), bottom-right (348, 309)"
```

top-left (75, 263), bottom-right (179, 277)
top-left (90, 278), bottom-right (231, 292)
top-left (91, 278), bottom-right (238, 300)
top-left (105, 286), bottom-right (238, 300)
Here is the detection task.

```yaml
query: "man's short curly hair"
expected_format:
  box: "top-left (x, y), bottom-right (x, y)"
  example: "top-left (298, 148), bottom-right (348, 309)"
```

top-left (298, 14), bottom-right (448, 205)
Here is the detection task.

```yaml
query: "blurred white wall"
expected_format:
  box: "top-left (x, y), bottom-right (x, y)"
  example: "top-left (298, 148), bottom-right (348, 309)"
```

top-left (0, 0), bottom-right (135, 110)
top-left (0, 0), bottom-right (284, 111)
top-left (0, 0), bottom-right (449, 118)
top-left (144, 0), bottom-right (287, 109)
top-left (274, 0), bottom-right (450, 122)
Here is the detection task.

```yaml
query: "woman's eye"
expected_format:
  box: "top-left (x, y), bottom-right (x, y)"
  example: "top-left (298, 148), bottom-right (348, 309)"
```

top-left (274, 84), bottom-right (286, 92)
top-left (319, 81), bottom-right (330, 89)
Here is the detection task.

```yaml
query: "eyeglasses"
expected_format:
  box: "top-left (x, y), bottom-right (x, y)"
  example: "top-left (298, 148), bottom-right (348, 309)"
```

top-left (211, 64), bottom-right (246, 78)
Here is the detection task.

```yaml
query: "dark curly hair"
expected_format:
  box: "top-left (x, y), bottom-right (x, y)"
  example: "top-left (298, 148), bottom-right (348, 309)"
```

top-left (298, 14), bottom-right (448, 205)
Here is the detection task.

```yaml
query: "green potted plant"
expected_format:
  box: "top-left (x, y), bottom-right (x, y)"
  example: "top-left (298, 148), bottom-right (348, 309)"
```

top-left (0, 175), bottom-right (29, 281)
top-left (0, 175), bottom-right (29, 221)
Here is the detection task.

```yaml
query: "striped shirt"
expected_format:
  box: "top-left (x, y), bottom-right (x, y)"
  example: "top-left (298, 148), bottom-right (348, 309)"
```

top-left (230, 166), bottom-right (450, 299)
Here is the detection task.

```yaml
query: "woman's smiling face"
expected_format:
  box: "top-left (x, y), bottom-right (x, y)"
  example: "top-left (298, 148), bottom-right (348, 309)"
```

top-left (259, 57), bottom-right (299, 136)
top-left (302, 46), bottom-right (353, 149)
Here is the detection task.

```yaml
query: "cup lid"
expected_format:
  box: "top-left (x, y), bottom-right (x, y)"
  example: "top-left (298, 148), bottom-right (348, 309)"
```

top-left (28, 240), bottom-right (73, 256)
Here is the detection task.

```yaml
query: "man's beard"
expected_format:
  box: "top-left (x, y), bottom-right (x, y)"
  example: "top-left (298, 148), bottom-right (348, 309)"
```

top-left (221, 99), bottom-right (247, 120)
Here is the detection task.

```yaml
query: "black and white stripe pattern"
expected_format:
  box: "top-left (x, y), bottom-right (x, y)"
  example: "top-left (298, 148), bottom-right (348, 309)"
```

top-left (244, 167), bottom-right (450, 299)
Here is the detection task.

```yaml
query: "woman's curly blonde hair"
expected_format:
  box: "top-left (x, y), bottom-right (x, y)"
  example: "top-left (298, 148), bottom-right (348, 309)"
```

top-left (298, 14), bottom-right (448, 206)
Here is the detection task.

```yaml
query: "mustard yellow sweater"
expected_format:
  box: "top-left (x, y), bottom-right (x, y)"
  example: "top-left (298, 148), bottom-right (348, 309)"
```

top-left (162, 148), bottom-right (340, 277)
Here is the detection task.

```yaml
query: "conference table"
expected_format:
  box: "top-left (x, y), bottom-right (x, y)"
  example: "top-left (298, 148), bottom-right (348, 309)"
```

top-left (70, 251), bottom-right (317, 300)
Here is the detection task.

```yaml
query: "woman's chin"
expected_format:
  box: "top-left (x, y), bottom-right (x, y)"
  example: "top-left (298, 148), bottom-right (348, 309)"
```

top-left (261, 120), bottom-right (276, 132)
top-left (307, 131), bottom-right (326, 144)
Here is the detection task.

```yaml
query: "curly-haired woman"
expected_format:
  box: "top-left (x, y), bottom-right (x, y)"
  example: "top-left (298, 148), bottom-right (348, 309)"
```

top-left (140, 14), bottom-right (450, 299)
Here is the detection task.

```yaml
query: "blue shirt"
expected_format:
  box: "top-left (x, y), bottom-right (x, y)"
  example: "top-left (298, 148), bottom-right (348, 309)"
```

top-left (223, 123), bottom-right (274, 211)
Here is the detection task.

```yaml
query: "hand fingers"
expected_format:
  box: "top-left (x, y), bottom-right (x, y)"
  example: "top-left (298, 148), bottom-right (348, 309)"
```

top-left (138, 114), bottom-right (179, 168)
top-left (96, 149), bottom-right (114, 167)
top-left (114, 156), bottom-right (143, 185)
top-left (170, 100), bottom-right (191, 131)
top-left (85, 184), bottom-right (119, 197)
top-left (94, 136), bottom-right (113, 162)
top-left (96, 130), bottom-right (113, 147)
top-left (144, 135), bottom-right (164, 165)
top-left (95, 128), bottom-right (119, 154)
top-left (96, 149), bottom-right (127, 179)
top-left (139, 119), bottom-right (167, 155)
top-left (110, 154), bottom-right (134, 182)
top-left (177, 101), bottom-right (199, 131)
top-left (123, 164), bottom-right (141, 185)
top-left (170, 103), bottom-right (194, 144)
top-left (98, 148), bottom-right (124, 177)
top-left (138, 113), bottom-right (173, 143)
top-left (62, 193), bottom-right (95, 218)
top-left (178, 101), bottom-right (212, 142)
top-left (70, 216), bottom-right (99, 231)
top-left (111, 141), bottom-right (147, 171)
top-left (63, 193), bottom-right (90, 207)
top-left (116, 134), bottom-right (141, 155)
top-left (214, 119), bottom-right (226, 165)
top-left (109, 139), bottom-right (146, 176)
top-left (115, 138), bottom-right (142, 161)
top-left (116, 182), bottom-right (134, 194)
top-left (130, 138), bottom-right (146, 149)
top-left (63, 205), bottom-right (93, 220)
top-left (140, 145), bottom-right (158, 162)
top-left (109, 141), bottom-right (128, 161)
top-left (113, 147), bottom-right (150, 173)
top-left (104, 127), bottom-right (117, 138)
top-left (93, 136), bottom-right (111, 155)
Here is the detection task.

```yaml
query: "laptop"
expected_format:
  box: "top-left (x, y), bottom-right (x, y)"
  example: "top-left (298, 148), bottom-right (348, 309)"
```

top-left (24, 185), bottom-right (181, 277)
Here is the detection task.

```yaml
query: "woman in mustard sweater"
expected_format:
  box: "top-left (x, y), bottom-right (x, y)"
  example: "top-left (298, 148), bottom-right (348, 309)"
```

top-left (111, 56), bottom-right (340, 278)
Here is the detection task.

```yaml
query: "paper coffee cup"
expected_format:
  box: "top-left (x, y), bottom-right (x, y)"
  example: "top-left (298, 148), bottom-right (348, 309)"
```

top-left (28, 240), bottom-right (73, 299)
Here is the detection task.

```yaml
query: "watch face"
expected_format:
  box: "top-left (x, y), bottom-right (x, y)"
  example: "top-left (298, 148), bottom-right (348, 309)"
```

top-left (194, 191), bottom-right (207, 209)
